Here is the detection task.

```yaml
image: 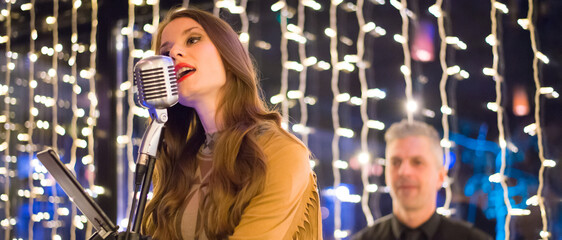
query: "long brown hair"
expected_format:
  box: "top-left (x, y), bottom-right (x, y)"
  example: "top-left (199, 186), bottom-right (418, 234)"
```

top-left (141, 8), bottom-right (283, 239)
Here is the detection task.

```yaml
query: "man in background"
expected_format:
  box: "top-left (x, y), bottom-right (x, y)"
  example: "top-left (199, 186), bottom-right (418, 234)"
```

top-left (352, 119), bottom-right (492, 240)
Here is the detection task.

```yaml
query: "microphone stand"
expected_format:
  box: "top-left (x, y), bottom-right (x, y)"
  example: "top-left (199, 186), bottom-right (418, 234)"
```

top-left (124, 108), bottom-right (169, 240)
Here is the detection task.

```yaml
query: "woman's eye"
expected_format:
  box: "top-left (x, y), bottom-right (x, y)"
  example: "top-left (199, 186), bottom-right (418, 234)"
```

top-left (160, 51), bottom-right (170, 56)
top-left (187, 36), bottom-right (201, 45)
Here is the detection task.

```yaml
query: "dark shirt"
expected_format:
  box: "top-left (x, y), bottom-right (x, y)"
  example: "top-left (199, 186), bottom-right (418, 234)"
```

top-left (351, 213), bottom-right (493, 240)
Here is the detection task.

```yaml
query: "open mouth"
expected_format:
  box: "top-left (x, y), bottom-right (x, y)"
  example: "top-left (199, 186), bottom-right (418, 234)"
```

top-left (175, 63), bottom-right (196, 83)
top-left (176, 67), bottom-right (195, 80)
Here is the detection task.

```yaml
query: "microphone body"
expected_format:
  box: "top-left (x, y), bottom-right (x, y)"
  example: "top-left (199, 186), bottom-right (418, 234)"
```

top-left (133, 55), bottom-right (178, 184)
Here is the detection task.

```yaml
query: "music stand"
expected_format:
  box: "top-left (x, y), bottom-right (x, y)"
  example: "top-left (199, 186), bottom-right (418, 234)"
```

top-left (37, 149), bottom-right (119, 239)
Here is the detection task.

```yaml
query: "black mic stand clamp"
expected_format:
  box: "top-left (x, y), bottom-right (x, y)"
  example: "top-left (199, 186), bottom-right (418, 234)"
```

top-left (124, 108), bottom-right (169, 240)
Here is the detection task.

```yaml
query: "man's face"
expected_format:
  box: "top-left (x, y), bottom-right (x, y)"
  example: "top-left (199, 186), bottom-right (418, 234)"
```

top-left (385, 136), bottom-right (445, 212)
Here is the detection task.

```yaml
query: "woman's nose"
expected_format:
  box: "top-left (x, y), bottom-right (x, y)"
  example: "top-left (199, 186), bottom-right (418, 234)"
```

top-left (169, 45), bottom-right (185, 61)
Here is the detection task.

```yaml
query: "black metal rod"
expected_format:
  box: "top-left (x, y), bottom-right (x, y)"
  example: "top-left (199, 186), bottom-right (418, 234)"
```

top-left (132, 155), bottom-right (156, 233)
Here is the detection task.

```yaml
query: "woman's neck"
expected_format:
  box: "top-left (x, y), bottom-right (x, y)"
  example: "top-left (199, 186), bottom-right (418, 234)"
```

top-left (191, 98), bottom-right (221, 134)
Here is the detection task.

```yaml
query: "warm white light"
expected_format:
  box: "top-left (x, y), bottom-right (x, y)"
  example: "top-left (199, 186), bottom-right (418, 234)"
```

top-left (132, 49), bottom-right (144, 58)
top-left (366, 184), bottom-right (378, 192)
top-left (143, 24), bottom-right (155, 34)
top-left (17, 134), bottom-right (30, 142)
top-left (292, 124), bottom-right (311, 134)
top-left (524, 123), bottom-right (537, 136)
top-left (74, 0), bottom-right (82, 8)
top-left (344, 55), bottom-right (359, 63)
top-left (55, 125), bottom-right (66, 136)
top-left (536, 52), bottom-right (550, 64)
top-left (132, 0), bottom-right (143, 6)
top-left (317, 61), bottom-right (331, 70)
top-left (540, 231), bottom-right (551, 238)
top-left (120, 81), bottom-right (132, 91)
top-left (349, 96), bottom-right (362, 106)
top-left (303, 0), bottom-right (322, 10)
top-left (31, 107), bottom-right (39, 116)
top-left (358, 152), bottom-right (370, 165)
top-left (362, 22), bottom-right (376, 32)
top-left (446, 36), bottom-right (459, 44)
top-left (46, 16), bottom-right (57, 25)
top-left (333, 160), bottom-right (349, 169)
top-left (81, 127), bottom-right (92, 137)
top-left (446, 65), bottom-right (460, 75)
top-left (324, 28), bottom-right (336, 38)
top-left (367, 88), bottom-right (386, 99)
top-left (335, 93), bottom-right (351, 102)
top-left (460, 70), bottom-right (470, 79)
top-left (271, 1), bottom-right (286, 12)
top-left (117, 135), bottom-right (130, 144)
top-left (400, 65), bottom-right (411, 76)
top-left (82, 155), bottom-right (93, 165)
top-left (482, 68), bottom-right (496, 76)
top-left (539, 87), bottom-right (554, 94)
top-left (304, 96), bottom-right (317, 105)
top-left (21, 3), bottom-right (33, 11)
top-left (428, 4), bottom-right (441, 17)
top-left (517, 19), bottom-right (529, 30)
top-left (57, 208), bottom-right (70, 216)
top-left (120, 27), bottom-right (132, 35)
top-left (270, 94), bottom-right (284, 104)
top-left (543, 159), bottom-right (556, 168)
top-left (375, 26), bottom-right (387, 36)
top-left (509, 208), bottom-right (530, 216)
top-left (393, 34), bottom-right (405, 43)
top-left (526, 195), bottom-right (539, 206)
top-left (303, 57), bottom-right (317, 66)
top-left (367, 120), bottom-right (385, 130)
top-left (440, 139), bottom-right (453, 148)
top-left (334, 229), bottom-right (350, 238)
top-left (436, 207), bottom-right (453, 217)
top-left (332, 0), bottom-right (344, 5)
top-left (493, 2), bottom-right (509, 14)
top-left (335, 62), bottom-right (355, 72)
top-left (287, 90), bottom-right (303, 99)
top-left (76, 139), bottom-right (88, 148)
top-left (488, 173), bottom-right (504, 183)
top-left (440, 105), bottom-right (453, 115)
top-left (287, 24), bottom-right (302, 33)
top-left (406, 100), bottom-right (418, 113)
top-left (336, 128), bottom-right (354, 138)
top-left (239, 32), bottom-right (249, 43)
top-left (284, 61), bottom-right (304, 72)
top-left (485, 34), bottom-right (496, 46)
top-left (456, 41), bottom-right (467, 50)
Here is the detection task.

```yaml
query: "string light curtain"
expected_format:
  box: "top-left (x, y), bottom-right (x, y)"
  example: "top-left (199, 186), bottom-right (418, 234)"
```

top-left (527, 0), bottom-right (549, 238)
top-left (69, 1), bottom-right (79, 239)
top-left (329, 1), bottom-right (344, 238)
top-left (1, 2), bottom-right (13, 239)
top-left (50, 0), bottom-right (61, 238)
top-left (434, 0), bottom-right (453, 215)
top-left (398, 0), bottom-right (414, 123)
top-left (86, 0), bottom-right (99, 236)
top-left (295, 0), bottom-right (310, 145)
top-left (490, 1), bottom-right (511, 239)
top-left (27, 1), bottom-right (37, 239)
top-left (355, 0), bottom-right (375, 227)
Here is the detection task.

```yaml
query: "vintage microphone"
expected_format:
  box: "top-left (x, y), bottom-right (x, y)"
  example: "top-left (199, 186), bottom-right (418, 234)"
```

top-left (126, 55), bottom-right (178, 240)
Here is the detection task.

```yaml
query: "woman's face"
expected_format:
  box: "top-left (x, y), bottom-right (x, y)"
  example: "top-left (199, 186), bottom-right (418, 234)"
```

top-left (159, 17), bottom-right (227, 108)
